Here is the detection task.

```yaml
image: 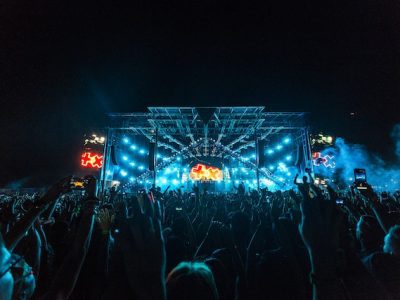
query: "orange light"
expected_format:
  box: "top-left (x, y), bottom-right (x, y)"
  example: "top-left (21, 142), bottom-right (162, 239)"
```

top-left (189, 164), bottom-right (223, 181)
top-left (81, 152), bottom-right (103, 169)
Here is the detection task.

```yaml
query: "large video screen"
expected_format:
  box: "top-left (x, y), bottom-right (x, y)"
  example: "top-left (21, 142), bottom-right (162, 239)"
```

top-left (189, 163), bottom-right (223, 181)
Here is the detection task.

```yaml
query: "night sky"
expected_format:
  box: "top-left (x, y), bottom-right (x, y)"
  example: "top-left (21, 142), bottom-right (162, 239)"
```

top-left (1, 1), bottom-right (399, 186)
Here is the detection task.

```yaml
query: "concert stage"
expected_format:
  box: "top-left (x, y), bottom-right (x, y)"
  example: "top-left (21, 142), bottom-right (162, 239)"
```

top-left (100, 107), bottom-right (312, 192)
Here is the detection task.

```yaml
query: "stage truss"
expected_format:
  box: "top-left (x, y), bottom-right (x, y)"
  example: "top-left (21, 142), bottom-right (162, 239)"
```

top-left (101, 107), bottom-right (312, 189)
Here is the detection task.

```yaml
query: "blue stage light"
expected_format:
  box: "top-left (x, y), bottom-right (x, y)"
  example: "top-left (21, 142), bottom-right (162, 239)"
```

top-left (183, 168), bottom-right (187, 171)
top-left (173, 167), bottom-right (178, 171)
top-left (130, 145), bottom-right (137, 150)
top-left (129, 162), bottom-right (136, 167)
top-left (267, 149), bottom-right (274, 155)
top-left (276, 144), bottom-right (283, 150)
top-left (176, 157), bottom-right (181, 161)
top-left (129, 177), bottom-right (135, 182)
top-left (252, 179), bottom-right (257, 184)
top-left (286, 172), bottom-right (292, 176)
top-left (120, 170), bottom-right (128, 177)
top-left (166, 168), bottom-right (171, 173)
top-left (283, 137), bottom-right (291, 144)
top-left (161, 178), bottom-right (167, 184)
top-left (269, 165), bottom-right (274, 170)
top-left (172, 179), bottom-right (179, 185)
top-left (123, 138), bottom-right (129, 144)
top-left (122, 156), bottom-right (128, 161)
top-left (156, 153), bottom-right (162, 158)
top-left (138, 165), bottom-right (144, 170)
top-left (235, 180), bottom-right (240, 184)
top-left (251, 154), bottom-right (256, 158)
top-left (286, 155), bottom-right (292, 161)
top-left (139, 149), bottom-right (145, 154)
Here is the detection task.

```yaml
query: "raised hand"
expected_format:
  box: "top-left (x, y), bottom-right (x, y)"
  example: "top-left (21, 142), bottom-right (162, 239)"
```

top-left (97, 208), bottom-right (115, 235)
top-left (298, 188), bottom-right (345, 299)
top-left (118, 195), bottom-right (166, 300)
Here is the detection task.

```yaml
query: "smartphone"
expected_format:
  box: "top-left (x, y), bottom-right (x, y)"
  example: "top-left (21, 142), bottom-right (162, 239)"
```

top-left (354, 169), bottom-right (366, 183)
top-left (71, 177), bottom-right (86, 190)
top-left (336, 199), bottom-right (344, 205)
top-left (354, 169), bottom-right (367, 189)
top-left (175, 207), bottom-right (183, 211)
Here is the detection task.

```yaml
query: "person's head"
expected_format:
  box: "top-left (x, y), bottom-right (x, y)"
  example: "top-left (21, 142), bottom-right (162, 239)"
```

top-left (302, 175), bottom-right (308, 184)
top-left (229, 211), bottom-right (250, 245)
top-left (0, 233), bottom-right (14, 300)
top-left (356, 216), bottom-right (384, 252)
top-left (384, 225), bottom-right (400, 255)
top-left (167, 262), bottom-right (219, 300)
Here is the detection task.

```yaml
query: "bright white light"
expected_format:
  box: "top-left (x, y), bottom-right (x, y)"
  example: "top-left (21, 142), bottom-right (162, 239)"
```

top-left (122, 156), bottom-right (128, 161)
top-left (278, 162), bottom-right (288, 172)
top-left (166, 168), bottom-right (171, 173)
top-left (161, 178), bottom-right (167, 184)
top-left (253, 179), bottom-right (257, 184)
top-left (183, 168), bottom-right (187, 171)
top-left (129, 162), bottom-right (136, 167)
top-left (130, 145), bottom-right (137, 150)
top-left (123, 138), bottom-right (129, 144)
top-left (172, 179), bottom-right (179, 185)
top-left (286, 155), bottom-right (292, 161)
top-left (261, 178), bottom-right (274, 187)
top-left (267, 149), bottom-right (274, 154)
top-left (283, 137), bottom-right (291, 144)
top-left (287, 172), bottom-right (292, 176)
top-left (276, 144), bottom-right (283, 150)
top-left (241, 167), bottom-right (246, 172)
top-left (235, 180), bottom-right (239, 184)
top-left (120, 170), bottom-right (128, 177)
top-left (278, 177), bottom-right (284, 182)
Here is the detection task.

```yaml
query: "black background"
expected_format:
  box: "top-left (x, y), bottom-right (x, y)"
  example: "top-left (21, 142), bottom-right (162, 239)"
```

top-left (1, 1), bottom-right (399, 186)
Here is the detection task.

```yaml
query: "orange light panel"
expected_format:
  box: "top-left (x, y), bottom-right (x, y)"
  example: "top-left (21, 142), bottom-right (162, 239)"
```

top-left (81, 152), bottom-right (103, 169)
top-left (189, 163), bottom-right (223, 181)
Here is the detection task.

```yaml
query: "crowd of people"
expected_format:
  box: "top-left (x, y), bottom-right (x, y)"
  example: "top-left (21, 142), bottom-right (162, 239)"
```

top-left (0, 174), bottom-right (400, 300)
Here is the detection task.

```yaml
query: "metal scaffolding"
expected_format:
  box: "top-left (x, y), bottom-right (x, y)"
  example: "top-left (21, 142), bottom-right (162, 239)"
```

top-left (104, 107), bottom-right (312, 188)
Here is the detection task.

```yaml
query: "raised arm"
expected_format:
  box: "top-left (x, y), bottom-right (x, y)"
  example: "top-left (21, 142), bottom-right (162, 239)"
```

top-left (5, 177), bottom-right (71, 251)
top-left (43, 198), bottom-right (97, 300)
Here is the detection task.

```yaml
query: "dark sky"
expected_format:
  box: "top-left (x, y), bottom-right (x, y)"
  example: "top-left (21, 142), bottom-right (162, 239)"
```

top-left (1, 1), bottom-right (399, 186)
